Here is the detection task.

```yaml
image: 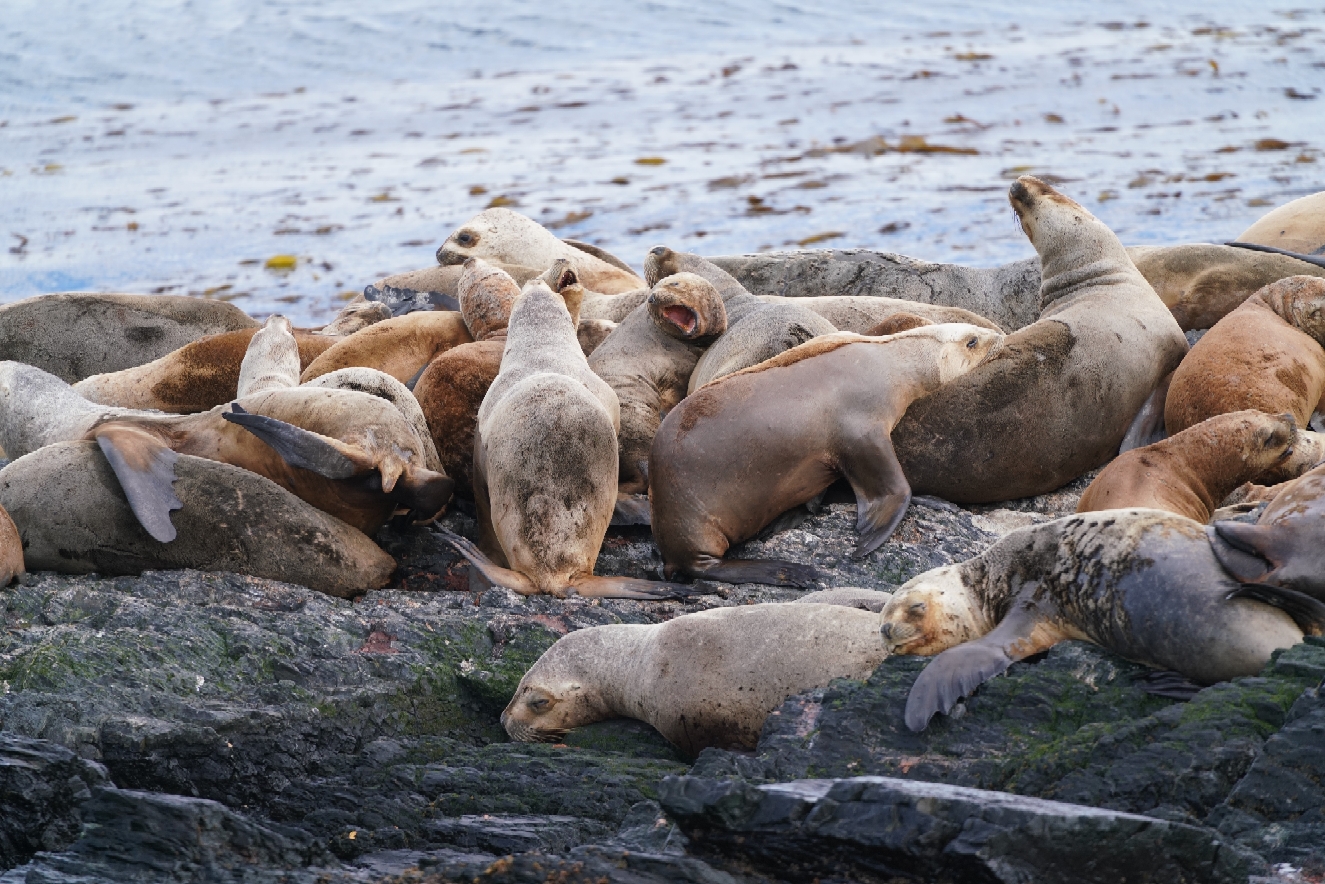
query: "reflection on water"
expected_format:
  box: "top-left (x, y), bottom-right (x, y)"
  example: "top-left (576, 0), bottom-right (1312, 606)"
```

top-left (1, 1), bottom-right (1321, 324)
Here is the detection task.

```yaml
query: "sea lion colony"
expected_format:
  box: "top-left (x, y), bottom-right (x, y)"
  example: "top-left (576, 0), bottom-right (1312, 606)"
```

top-left (0, 178), bottom-right (1323, 753)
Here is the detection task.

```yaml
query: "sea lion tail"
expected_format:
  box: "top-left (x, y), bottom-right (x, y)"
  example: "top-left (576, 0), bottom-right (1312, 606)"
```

top-left (1228, 584), bottom-right (1325, 636)
top-left (222, 403), bottom-right (364, 479)
top-left (93, 423), bottom-right (184, 543)
top-left (434, 528), bottom-right (539, 595)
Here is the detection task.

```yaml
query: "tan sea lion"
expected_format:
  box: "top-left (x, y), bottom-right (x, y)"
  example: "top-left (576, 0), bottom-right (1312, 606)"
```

top-left (438, 278), bottom-right (689, 599)
top-left (1076, 411), bottom-right (1297, 523)
top-left (865, 313), bottom-right (935, 336)
top-left (761, 295), bottom-right (1000, 335)
top-left (1236, 191), bottom-right (1325, 258)
top-left (650, 323), bottom-right (1002, 585)
top-left (0, 441), bottom-right (394, 597)
top-left (299, 311), bottom-right (474, 385)
top-left (502, 603), bottom-right (888, 756)
top-left (0, 293), bottom-right (259, 382)
top-left (1165, 276), bottom-right (1325, 434)
top-left (879, 509), bottom-right (1320, 731)
top-left (72, 327), bottom-right (337, 413)
top-left (0, 503), bottom-right (24, 586)
top-left (891, 176), bottom-right (1188, 504)
top-left (318, 296), bottom-right (392, 336)
top-left (794, 587), bottom-right (893, 612)
top-left (686, 301), bottom-right (838, 393)
top-left (576, 319), bottom-right (617, 356)
top-left (302, 367), bottom-right (445, 475)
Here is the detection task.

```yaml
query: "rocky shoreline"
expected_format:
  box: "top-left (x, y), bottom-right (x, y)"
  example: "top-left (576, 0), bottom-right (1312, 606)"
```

top-left (2, 477), bottom-right (1322, 883)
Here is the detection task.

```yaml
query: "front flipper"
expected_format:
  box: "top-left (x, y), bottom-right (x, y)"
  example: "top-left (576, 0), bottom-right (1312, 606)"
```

top-left (1229, 584), bottom-right (1325, 636)
top-left (611, 493), bottom-right (652, 526)
top-left (223, 403), bottom-right (367, 479)
top-left (435, 528), bottom-right (538, 595)
top-left (839, 427), bottom-right (911, 558)
top-left (905, 608), bottom-right (1060, 732)
top-left (1133, 669), bottom-right (1202, 701)
top-left (94, 423), bottom-right (183, 543)
top-left (1208, 521), bottom-right (1280, 584)
top-left (690, 557), bottom-right (819, 588)
top-left (569, 575), bottom-right (699, 600)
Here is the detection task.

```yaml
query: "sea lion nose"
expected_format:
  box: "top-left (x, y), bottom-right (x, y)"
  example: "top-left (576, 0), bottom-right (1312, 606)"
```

top-left (880, 623), bottom-right (893, 641)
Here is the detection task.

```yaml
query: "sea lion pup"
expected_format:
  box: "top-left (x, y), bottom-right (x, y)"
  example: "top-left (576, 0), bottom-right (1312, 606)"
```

top-left (0, 293), bottom-right (259, 383)
top-left (1210, 461), bottom-right (1325, 601)
top-left (686, 301), bottom-right (838, 393)
top-left (72, 327), bottom-right (337, 413)
top-left (0, 442), bottom-right (394, 597)
top-left (650, 323), bottom-right (1002, 586)
top-left (502, 603), bottom-right (889, 756)
top-left (587, 270), bottom-right (727, 502)
top-left (890, 177), bottom-right (1188, 504)
top-left (438, 278), bottom-right (690, 600)
top-left (879, 509), bottom-right (1321, 732)
top-left (0, 503), bottom-right (24, 586)
top-left (1165, 276), bottom-right (1325, 435)
top-left (318, 296), bottom-right (392, 336)
top-left (1128, 243), bottom-right (1325, 331)
top-left (362, 261), bottom-right (544, 316)
top-left (437, 208), bottom-right (646, 297)
top-left (299, 311), bottom-right (474, 385)
top-left (1235, 190), bottom-right (1325, 258)
top-left (1076, 411), bottom-right (1297, 523)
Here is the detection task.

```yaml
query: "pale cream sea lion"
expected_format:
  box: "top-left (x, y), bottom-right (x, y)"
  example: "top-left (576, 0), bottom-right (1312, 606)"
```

top-left (891, 176), bottom-right (1188, 503)
top-left (302, 367), bottom-right (445, 476)
top-left (880, 509), bottom-right (1319, 731)
top-left (502, 603), bottom-right (888, 756)
top-left (1236, 190), bottom-right (1325, 258)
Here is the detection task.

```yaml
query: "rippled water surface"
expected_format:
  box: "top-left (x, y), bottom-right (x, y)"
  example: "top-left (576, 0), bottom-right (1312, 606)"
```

top-left (2, 1), bottom-right (1322, 324)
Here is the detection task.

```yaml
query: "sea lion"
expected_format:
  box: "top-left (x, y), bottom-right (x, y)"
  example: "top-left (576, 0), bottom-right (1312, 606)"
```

top-left (236, 315), bottom-right (301, 396)
top-left (650, 323), bottom-right (1002, 586)
top-left (0, 441), bottom-right (394, 597)
top-left (303, 367), bottom-right (445, 475)
top-left (438, 278), bottom-right (689, 599)
top-left (865, 313), bottom-right (934, 336)
top-left (1165, 276), bottom-right (1325, 434)
top-left (318, 296), bottom-right (392, 336)
top-left (1236, 190), bottom-right (1325, 258)
top-left (890, 176), bottom-right (1188, 504)
top-left (1076, 411), bottom-right (1297, 523)
top-left (72, 327), bottom-right (337, 413)
top-left (587, 271), bottom-right (727, 499)
top-left (576, 319), bottom-right (617, 356)
top-left (361, 261), bottom-right (543, 316)
top-left (686, 301), bottom-right (838, 393)
top-left (502, 603), bottom-right (889, 756)
top-left (1210, 461), bottom-right (1325, 601)
top-left (0, 292), bottom-right (259, 382)
top-left (437, 208), bottom-right (645, 295)
top-left (879, 509), bottom-right (1320, 731)
top-left (299, 311), bottom-right (474, 385)
top-left (0, 503), bottom-right (24, 586)
top-left (794, 587), bottom-right (893, 612)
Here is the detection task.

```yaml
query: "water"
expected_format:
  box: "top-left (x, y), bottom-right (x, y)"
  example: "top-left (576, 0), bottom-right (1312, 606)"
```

top-left (2, 1), bottom-right (1321, 324)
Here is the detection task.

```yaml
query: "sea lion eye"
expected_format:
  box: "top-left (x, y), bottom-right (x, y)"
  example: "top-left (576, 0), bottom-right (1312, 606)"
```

top-left (527, 697), bottom-right (550, 712)
top-left (457, 231), bottom-right (476, 246)
top-left (966, 337), bottom-right (978, 349)
top-left (908, 602), bottom-right (927, 616)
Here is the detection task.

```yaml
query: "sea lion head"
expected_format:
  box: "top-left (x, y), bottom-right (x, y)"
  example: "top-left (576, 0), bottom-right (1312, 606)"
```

top-left (319, 298), bottom-right (392, 336)
top-left (926, 322), bottom-right (1004, 383)
top-left (457, 257), bottom-right (521, 340)
top-left (1258, 275), bottom-right (1325, 345)
top-left (539, 259), bottom-right (586, 324)
top-left (501, 630), bottom-right (617, 742)
top-left (1009, 176), bottom-right (1131, 299)
top-left (879, 564), bottom-right (988, 655)
top-left (647, 272), bottom-right (727, 343)
top-left (644, 245), bottom-right (683, 286)
top-left (437, 208), bottom-right (556, 268)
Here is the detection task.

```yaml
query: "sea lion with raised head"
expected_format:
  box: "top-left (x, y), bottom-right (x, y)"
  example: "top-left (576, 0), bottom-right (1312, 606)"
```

top-left (502, 603), bottom-right (889, 756)
top-left (1165, 276), bottom-right (1325, 435)
top-left (650, 323), bottom-right (1002, 586)
top-left (890, 176), bottom-right (1188, 503)
top-left (880, 509), bottom-right (1322, 731)
top-left (437, 277), bottom-right (690, 599)
top-left (1077, 410), bottom-right (1297, 523)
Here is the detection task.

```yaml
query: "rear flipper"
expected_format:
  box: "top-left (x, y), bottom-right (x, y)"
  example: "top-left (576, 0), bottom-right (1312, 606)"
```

top-left (223, 403), bottom-right (367, 479)
top-left (687, 557), bottom-right (819, 588)
top-left (435, 528), bottom-right (538, 595)
top-left (1119, 371), bottom-right (1173, 453)
top-left (611, 493), bottom-right (652, 526)
top-left (1229, 584), bottom-right (1325, 636)
top-left (94, 423), bottom-right (184, 543)
top-left (1133, 669), bottom-right (1202, 701)
top-left (905, 609), bottom-right (1060, 732)
top-left (569, 575), bottom-right (700, 600)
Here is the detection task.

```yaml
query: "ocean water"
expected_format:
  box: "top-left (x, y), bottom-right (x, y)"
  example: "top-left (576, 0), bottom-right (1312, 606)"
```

top-left (1, 1), bottom-right (1321, 324)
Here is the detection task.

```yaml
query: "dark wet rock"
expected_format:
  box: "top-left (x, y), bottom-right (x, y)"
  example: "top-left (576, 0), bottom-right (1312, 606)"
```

top-left (0, 734), bottom-right (107, 869)
top-left (659, 774), bottom-right (1254, 884)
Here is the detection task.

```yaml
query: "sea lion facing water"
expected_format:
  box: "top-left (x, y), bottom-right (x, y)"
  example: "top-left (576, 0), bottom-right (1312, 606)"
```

top-left (891, 176), bottom-right (1188, 504)
top-left (650, 323), bottom-right (1002, 586)
top-left (502, 603), bottom-right (888, 757)
top-left (879, 509), bottom-right (1320, 731)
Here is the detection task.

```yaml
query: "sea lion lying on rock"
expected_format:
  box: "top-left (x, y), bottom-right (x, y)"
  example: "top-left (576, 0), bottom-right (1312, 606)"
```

top-left (686, 301), bottom-right (838, 392)
top-left (0, 441), bottom-right (394, 596)
top-left (880, 509), bottom-right (1322, 731)
top-left (502, 603), bottom-right (889, 756)
top-left (891, 176), bottom-right (1188, 504)
top-left (650, 323), bottom-right (1002, 585)
top-left (0, 293), bottom-right (259, 382)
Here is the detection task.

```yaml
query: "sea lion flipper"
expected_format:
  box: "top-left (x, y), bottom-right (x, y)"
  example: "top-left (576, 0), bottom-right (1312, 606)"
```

top-left (611, 493), bottom-right (652, 526)
top-left (94, 423), bottom-right (183, 543)
top-left (222, 404), bottom-right (364, 479)
top-left (1229, 584), bottom-right (1325, 634)
top-left (1207, 521), bottom-right (1280, 582)
top-left (840, 430), bottom-right (912, 558)
top-left (691, 558), bottom-right (819, 588)
top-left (434, 528), bottom-right (539, 595)
top-left (1119, 371), bottom-right (1173, 453)
top-left (569, 575), bottom-right (698, 600)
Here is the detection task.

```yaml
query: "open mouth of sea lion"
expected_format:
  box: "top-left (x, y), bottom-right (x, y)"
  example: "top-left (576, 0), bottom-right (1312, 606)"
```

top-left (663, 305), bottom-right (698, 335)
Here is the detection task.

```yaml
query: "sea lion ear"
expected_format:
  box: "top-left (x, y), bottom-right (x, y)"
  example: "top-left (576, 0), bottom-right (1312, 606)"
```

top-left (222, 403), bottom-right (364, 479)
top-left (94, 423), bottom-right (183, 543)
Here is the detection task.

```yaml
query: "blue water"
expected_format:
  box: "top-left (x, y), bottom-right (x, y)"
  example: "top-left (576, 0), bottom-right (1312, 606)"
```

top-left (2, 1), bottom-right (1322, 323)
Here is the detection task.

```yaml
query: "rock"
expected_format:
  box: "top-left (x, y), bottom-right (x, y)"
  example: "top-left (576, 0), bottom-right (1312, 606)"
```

top-left (661, 774), bottom-right (1254, 884)
top-left (0, 734), bottom-right (107, 870)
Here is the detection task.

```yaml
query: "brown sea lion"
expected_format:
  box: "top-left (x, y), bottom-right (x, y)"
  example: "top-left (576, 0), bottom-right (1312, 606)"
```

top-left (0, 293), bottom-right (259, 383)
top-left (1164, 276), bottom-right (1325, 435)
top-left (1076, 411), bottom-right (1297, 523)
top-left (0, 441), bottom-right (393, 597)
top-left (1236, 191), bottom-right (1325, 258)
top-left (890, 176), bottom-right (1188, 504)
top-left (880, 509), bottom-right (1321, 731)
top-left (299, 311), bottom-right (474, 385)
top-left (72, 327), bottom-right (337, 413)
top-left (502, 603), bottom-right (888, 756)
top-left (438, 278), bottom-right (690, 599)
top-left (650, 323), bottom-right (1002, 586)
